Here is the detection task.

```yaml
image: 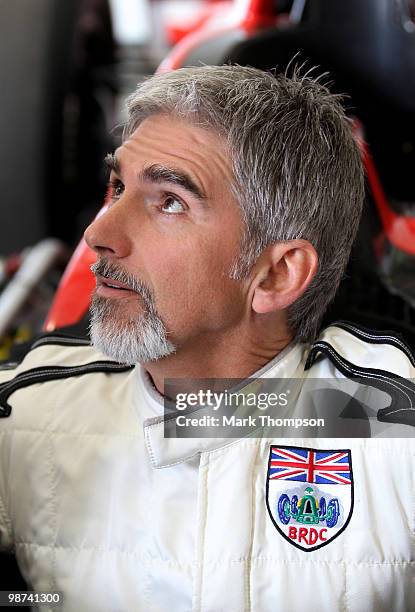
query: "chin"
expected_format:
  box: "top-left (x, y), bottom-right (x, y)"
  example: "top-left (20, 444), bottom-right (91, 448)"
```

top-left (89, 298), bottom-right (176, 364)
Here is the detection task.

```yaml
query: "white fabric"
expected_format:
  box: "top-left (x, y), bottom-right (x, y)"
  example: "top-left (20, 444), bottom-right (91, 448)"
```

top-left (0, 325), bottom-right (414, 611)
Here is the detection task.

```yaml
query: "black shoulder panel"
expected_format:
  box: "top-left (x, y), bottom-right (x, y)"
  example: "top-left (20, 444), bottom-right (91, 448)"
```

top-left (377, 405), bottom-right (415, 427)
top-left (331, 320), bottom-right (415, 367)
top-left (0, 360), bottom-right (133, 418)
top-left (29, 333), bottom-right (90, 350)
top-left (1, 331), bottom-right (91, 370)
top-left (305, 340), bottom-right (415, 428)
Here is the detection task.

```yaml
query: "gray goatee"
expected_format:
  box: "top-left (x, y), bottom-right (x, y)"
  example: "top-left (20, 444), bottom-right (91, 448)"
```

top-left (89, 259), bottom-right (176, 364)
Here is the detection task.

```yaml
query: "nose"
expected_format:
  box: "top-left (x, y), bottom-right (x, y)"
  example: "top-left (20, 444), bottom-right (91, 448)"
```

top-left (84, 203), bottom-right (132, 259)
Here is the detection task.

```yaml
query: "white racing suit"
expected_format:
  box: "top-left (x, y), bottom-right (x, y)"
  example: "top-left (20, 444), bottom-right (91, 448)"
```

top-left (0, 322), bottom-right (414, 611)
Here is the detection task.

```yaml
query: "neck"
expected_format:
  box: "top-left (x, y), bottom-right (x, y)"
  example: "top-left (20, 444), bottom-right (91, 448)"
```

top-left (144, 324), bottom-right (294, 395)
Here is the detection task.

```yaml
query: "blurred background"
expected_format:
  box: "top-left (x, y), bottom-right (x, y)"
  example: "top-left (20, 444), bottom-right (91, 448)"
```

top-left (0, 0), bottom-right (165, 356)
top-left (0, 0), bottom-right (414, 361)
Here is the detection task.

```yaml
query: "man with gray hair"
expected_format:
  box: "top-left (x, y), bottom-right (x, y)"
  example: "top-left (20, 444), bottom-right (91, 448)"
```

top-left (89, 64), bottom-right (364, 364)
top-left (0, 65), bottom-right (414, 611)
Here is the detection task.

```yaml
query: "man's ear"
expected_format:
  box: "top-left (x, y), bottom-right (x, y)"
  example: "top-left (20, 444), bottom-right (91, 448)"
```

top-left (251, 240), bottom-right (318, 314)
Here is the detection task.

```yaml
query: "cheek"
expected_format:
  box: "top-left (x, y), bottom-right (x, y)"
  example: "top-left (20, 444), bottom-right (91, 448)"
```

top-left (147, 237), bottom-right (244, 332)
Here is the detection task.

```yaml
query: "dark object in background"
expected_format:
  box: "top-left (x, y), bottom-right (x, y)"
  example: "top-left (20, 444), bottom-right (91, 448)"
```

top-left (0, 553), bottom-right (29, 611)
top-left (226, 0), bottom-right (415, 203)
top-left (0, 0), bottom-right (117, 254)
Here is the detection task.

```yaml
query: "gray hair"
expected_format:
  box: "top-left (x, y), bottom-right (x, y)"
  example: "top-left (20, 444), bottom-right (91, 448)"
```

top-left (124, 65), bottom-right (364, 342)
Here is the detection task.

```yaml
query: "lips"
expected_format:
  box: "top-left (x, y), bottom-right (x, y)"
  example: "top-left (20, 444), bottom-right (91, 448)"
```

top-left (95, 274), bottom-right (136, 296)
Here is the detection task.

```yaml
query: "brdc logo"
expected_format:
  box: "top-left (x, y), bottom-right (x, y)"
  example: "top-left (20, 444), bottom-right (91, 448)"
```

top-left (266, 445), bottom-right (354, 552)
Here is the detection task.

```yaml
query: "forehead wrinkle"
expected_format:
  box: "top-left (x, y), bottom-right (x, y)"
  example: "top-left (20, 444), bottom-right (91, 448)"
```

top-left (153, 148), bottom-right (234, 205)
top-left (119, 117), bottom-right (235, 200)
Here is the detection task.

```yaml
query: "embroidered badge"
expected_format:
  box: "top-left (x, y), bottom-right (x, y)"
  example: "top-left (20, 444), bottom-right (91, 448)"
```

top-left (266, 445), bottom-right (354, 552)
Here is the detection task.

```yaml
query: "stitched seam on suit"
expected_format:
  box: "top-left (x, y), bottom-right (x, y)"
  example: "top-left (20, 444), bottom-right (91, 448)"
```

top-left (144, 421), bottom-right (245, 468)
top-left (192, 459), bottom-right (209, 612)
top-left (242, 558), bottom-right (415, 566)
top-left (0, 491), bottom-right (12, 545)
top-left (411, 469), bottom-right (415, 552)
top-left (314, 343), bottom-right (415, 400)
top-left (207, 438), bottom-right (415, 459)
top-left (200, 460), bottom-right (210, 612)
top-left (8, 430), bottom-right (141, 437)
top-left (12, 544), bottom-right (415, 565)
top-left (30, 336), bottom-right (90, 350)
top-left (332, 322), bottom-right (415, 366)
top-left (196, 557), bottom-right (415, 567)
top-left (143, 424), bottom-right (158, 468)
top-left (311, 342), bottom-right (415, 416)
top-left (246, 440), bottom-right (260, 612)
top-left (0, 363), bottom-right (128, 389)
top-left (46, 434), bottom-right (58, 601)
top-left (342, 459), bottom-right (349, 612)
top-left (343, 535), bottom-right (348, 612)
top-left (14, 543), bottom-right (196, 562)
top-left (8, 430), bottom-right (415, 454)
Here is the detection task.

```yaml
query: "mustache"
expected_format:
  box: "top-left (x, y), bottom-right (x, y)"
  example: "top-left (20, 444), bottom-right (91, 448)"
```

top-left (90, 259), bottom-right (155, 307)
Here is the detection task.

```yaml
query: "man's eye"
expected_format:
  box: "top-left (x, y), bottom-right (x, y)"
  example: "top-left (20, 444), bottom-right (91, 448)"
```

top-left (161, 195), bottom-right (186, 214)
top-left (109, 179), bottom-right (124, 201)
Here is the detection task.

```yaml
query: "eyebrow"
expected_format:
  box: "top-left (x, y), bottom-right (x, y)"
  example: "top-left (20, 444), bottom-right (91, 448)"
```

top-left (104, 154), bottom-right (207, 202)
top-left (141, 163), bottom-right (207, 201)
top-left (104, 152), bottom-right (121, 175)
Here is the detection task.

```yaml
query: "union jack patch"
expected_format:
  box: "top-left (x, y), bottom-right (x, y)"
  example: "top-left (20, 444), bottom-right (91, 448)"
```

top-left (265, 445), bottom-right (354, 552)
